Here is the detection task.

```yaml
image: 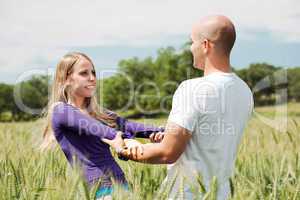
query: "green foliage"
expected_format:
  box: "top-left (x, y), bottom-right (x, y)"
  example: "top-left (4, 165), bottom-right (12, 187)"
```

top-left (0, 76), bottom-right (49, 121)
top-left (100, 75), bottom-right (134, 111)
top-left (288, 67), bottom-right (300, 101)
top-left (0, 83), bottom-right (14, 114)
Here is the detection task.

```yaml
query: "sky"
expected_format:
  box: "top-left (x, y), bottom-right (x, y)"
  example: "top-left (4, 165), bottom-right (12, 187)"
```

top-left (0, 0), bottom-right (299, 84)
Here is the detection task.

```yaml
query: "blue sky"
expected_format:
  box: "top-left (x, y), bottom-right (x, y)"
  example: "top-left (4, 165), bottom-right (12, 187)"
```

top-left (1, 0), bottom-right (299, 84)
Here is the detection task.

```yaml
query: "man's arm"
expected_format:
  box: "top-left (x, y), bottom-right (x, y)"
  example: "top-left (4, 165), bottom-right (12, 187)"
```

top-left (121, 122), bottom-right (192, 164)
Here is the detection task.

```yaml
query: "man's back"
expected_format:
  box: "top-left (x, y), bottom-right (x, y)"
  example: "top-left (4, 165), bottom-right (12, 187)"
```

top-left (165, 72), bottom-right (253, 199)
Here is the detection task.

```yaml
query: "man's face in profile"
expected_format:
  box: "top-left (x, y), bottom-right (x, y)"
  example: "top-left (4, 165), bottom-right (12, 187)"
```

top-left (190, 32), bottom-right (205, 70)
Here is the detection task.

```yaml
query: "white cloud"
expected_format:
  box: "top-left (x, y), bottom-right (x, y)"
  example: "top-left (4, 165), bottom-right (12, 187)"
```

top-left (2, 0), bottom-right (299, 46)
top-left (0, 0), bottom-right (299, 82)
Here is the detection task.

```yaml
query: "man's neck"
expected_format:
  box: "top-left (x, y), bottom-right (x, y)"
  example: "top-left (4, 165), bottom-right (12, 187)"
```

top-left (203, 57), bottom-right (231, 76)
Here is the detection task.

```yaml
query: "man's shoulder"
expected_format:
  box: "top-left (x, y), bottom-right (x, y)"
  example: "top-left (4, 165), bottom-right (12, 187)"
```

top-left (181, 77), bottom-right (205, 84)
top-left (178, 77), bottom-right (218, 95)
top-left (178, 77), bottom-right (208, 90)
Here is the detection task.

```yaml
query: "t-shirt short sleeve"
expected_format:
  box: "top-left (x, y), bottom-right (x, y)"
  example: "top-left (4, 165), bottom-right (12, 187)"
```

top-left (168, 79), bottom-right (218, 133)
top-left (168, 81), bottom-right (201, 133)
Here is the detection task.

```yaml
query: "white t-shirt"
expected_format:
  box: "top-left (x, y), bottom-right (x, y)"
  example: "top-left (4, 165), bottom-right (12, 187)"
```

top-left (161, 72), bottom-right (253, 200)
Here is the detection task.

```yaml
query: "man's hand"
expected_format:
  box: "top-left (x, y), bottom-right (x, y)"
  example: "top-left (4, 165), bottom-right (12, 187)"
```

top-left (124, 139), bottom-right (144, 159)
top-left (149, 132), bottom-right (164, 143)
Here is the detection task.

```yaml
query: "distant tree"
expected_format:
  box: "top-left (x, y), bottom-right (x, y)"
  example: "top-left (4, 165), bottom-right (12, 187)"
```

top-left (236, 63), bottom-right (281, 105)
top-left (100, 75), bottom-right (134, 111)
top-left (0, 83), bottom-right (14, 116)
top-left (12, 75), bottom-right (49, 121)
top-left (287, 67), bottom-right (300, 101)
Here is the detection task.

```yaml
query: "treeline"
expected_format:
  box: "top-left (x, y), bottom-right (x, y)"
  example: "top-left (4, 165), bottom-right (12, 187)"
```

top-left (0, 47), bottom-right (299, 121)
top-left (0, 76), bottom-right (49, 121)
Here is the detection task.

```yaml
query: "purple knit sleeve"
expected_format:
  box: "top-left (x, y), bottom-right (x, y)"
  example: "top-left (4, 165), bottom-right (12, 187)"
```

top-left (52, 103), bottom-right (117, 140)
top-left (116, 116), bottom-right (164, 138)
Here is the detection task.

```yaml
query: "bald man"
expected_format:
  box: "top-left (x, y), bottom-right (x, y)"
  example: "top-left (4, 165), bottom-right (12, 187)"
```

top-left (106, 15), bottom-right (253, 200)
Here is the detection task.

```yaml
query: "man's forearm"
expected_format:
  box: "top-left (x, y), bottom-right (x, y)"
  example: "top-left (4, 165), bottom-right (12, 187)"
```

top-left (122, 142), bottom-right (174, 164)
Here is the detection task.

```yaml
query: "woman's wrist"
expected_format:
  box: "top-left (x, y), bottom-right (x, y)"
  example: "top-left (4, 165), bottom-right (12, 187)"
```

top-left (115, 146), bottom-right (124, 154)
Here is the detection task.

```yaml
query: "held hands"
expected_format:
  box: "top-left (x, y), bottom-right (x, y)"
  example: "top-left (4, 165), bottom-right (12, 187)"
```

top-left (121, 132), bottom-right (165, 160)
top-left (101, 131), bottom-right (143, 160)
top-left (102, 131), bottom-right (165, 161)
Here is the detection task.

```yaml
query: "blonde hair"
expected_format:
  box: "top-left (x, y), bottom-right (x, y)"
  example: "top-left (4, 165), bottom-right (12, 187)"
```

top-left (40, 52), bottom-right (116, 150)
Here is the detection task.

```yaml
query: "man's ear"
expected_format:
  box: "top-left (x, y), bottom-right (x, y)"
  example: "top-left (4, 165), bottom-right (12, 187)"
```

top-left (203, 39), bottom-right (209, 54)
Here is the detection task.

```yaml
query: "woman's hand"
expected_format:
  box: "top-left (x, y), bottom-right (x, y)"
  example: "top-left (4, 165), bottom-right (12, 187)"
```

top-left (102, 131), bottom-right (125, 150)
top-left (149, 132), bottom-right (165, 143)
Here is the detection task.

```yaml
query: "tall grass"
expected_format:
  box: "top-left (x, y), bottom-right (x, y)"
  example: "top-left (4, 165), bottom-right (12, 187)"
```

top-left (0, 106), bottom-right (299, 199)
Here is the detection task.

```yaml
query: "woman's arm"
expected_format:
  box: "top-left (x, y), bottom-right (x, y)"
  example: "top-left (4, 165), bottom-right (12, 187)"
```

top-left (115, 116), bottom-right (164, 138)
top-left (52, 103), bottom-right (118, 140)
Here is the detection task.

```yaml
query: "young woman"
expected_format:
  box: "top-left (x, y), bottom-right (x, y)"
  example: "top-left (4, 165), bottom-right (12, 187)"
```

top-left (41, 52), bottom-right (164, 199)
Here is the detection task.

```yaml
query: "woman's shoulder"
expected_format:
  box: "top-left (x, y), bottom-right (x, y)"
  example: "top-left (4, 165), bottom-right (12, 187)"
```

top-left (52, 101), bottom-right (67, 111)
top-left (51, 102), bottom-right (66, 128)
top-left (51, 101), bottom-right (77, 115)
top-left (51, 102), bottom-right (76, 127)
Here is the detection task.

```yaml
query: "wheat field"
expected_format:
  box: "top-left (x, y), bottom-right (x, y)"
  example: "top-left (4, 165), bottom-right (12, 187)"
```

top-left (0, 104), bottom-right (299, 200)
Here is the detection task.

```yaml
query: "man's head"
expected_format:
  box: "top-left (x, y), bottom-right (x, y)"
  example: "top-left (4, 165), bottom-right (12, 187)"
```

top-left (190, 15), bottom-right (236, 70)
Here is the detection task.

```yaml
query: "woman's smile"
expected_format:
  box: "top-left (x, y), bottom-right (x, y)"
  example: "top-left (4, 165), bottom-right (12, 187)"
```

top-left (85, 85), bottom-right (96, 89)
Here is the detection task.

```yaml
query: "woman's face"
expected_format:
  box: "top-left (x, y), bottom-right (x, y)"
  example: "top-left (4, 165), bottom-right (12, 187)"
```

top-left (67, 57), bottom-right (97, 99)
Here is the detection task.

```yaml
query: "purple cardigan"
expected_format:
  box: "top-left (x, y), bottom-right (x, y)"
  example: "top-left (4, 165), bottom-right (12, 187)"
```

top-left (51, 102), bottom-right (163, 187)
